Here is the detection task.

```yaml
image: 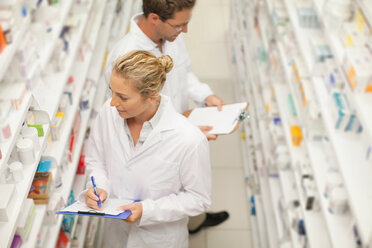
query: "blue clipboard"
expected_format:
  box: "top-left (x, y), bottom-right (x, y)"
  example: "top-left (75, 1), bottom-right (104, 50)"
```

top-left (56, 199), bottom-right (139, 220)
top-left (57, 209), bottom-right (132, 220)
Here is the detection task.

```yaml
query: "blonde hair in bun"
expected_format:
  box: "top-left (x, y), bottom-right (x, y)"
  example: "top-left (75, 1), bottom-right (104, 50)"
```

top-left (158, 55), bottom-right (174, 74)
top-left (113, 50), bottom-right (174, 98)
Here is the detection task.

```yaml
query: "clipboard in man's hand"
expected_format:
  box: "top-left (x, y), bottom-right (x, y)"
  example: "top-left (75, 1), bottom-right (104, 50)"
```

top-left (187, 102), bottom-right (250, 135)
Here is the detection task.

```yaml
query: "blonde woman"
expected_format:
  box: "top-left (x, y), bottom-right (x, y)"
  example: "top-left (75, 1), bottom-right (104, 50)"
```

top-left (83, 50), bottom-right (211, 248)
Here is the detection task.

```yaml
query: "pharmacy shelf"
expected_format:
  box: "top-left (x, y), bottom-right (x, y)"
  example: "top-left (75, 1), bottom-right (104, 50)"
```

top-left (84, 0), bottom-right (107, 50)
top-left (312, 0), bottom-right (325, 17)
top-left (275, 82), bottom-right (354, 247)
top-left (305, 141), bottom-right (355, 248)
top-left (277, 169), bottom-right (302, 248)
top-left (39, 0), bottom-right (74, 70)
top-left (310, 0), bottom-right (372, 147)
top-left (87, 0), bottom-right (117, 82)
top-left (46, 80), bottom-right (97, 248)
top-left (33, 0), bottom-right (93, 122)
top-left (257, 168), bottom-right (280, 248)
top-left (61, 110), bottom-right (91, 204)
top-left (356, 0), bottom-right (372, 27)
top-left (273, 83), bottom-right (332, 248)
top-left (72, 174), bottom-right (87, 199)
top-left (67, 174), bottom-right (87, 248)
top-left (243, 187), bottom-right (263, 248)
top-left (22, 205), bottom-right (47, 248)
top-left (46, 7), bottom-right (101, 167)
top-left (254, 193), bottom-right (270, 248)
top-left (354, 93), bottom-right (372, 140)
top-left (27, 0), bottom-right (74, 80)
top-left (46, 0), bottom-right (109, 166)
top-left (46, 59), bottom-right (90, 166)
top-left (77, 216), bottom-right (89, 248)
top-left (87, 0), bottom-right (118, 110)
top-left (45, 107), bottom-right (92, 248)
top-left (283, 0), bottom-right (323, 75)
top-left (267, 177), bottom-right (289, 246)
top-left (313, 77), bottom-right (372, 243)
top-left (107, 0), bottom-right (133, 51)
top-left (46, 214), bottom-right (63, 248)
top-left (122, 0), bottom-right (134, 35)
top-left (0, 92), bottom-right (33, 171)
top-left (68, 215), bottom-right (80, 248)
top-left (0, 14), bottom-right (31, 82)
top-left (0, 124), bottom-right (50, 248)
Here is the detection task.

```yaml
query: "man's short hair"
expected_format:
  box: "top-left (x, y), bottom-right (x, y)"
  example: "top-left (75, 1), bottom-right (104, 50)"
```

top-left (143, 0), bottom-right (196, 21)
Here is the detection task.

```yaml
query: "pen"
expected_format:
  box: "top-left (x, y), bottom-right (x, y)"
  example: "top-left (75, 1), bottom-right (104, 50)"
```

top-left (91, 176), bottom-right (102, 208)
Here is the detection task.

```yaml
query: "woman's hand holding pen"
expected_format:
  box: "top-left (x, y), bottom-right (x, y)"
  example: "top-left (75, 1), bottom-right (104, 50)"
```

top-left (118, 202), bottom-right (143, 225)
top-left (85, 187), bottom-right (107, 210)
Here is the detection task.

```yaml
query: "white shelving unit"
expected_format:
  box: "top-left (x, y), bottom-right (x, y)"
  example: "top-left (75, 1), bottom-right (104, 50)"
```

top-left (0, 14), bottom-right (31, 82)
top-left (22, 205), bottom-right (47, 248)
top-left (26, 0), bottom-right (74, 80)
top-left (45, 106), bottom-right (94, 248)
top-left (46, 0), bottom-right (106, 166)
top-left (0, 0), bottom-right (131, 248)
top-left (0, 93), bottom-right (33, 171)
top-left (0, 125), bottom-right (50, 248)
top-left (32, 0), bottom-right (93, 122)
top-left (231, 0), bottom-right (372, 247)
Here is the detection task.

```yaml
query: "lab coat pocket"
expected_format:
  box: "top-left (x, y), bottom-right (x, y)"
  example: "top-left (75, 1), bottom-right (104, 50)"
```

top-left (149, 157), bottom-right (179, 191)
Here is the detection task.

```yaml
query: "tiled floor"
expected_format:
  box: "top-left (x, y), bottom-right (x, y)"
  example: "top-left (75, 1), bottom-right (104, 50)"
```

top-left (184, 1), bottom-right (253, 247)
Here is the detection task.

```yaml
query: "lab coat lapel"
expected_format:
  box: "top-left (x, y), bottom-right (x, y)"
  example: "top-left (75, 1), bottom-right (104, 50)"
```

top-left (128, 96), bottom-right (177, 164)
top-left (112, 110), bottom-right (132, 162)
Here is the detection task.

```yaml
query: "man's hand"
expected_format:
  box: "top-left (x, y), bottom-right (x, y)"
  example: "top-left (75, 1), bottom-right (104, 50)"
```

top-left (119, 202), bottom-right (143, 224)
top-left (199, 126), bottom-right (217, 140)
top-left (85, 187), bottom-right (107, 210)
top-left (204, 95), bottom-right (226, 111)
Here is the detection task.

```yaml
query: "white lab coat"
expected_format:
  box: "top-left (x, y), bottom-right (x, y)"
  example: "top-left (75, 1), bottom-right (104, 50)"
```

top-left (104, 13), bottom-right (213, 113)
top-left (84, 96), bottom-right (212, 248)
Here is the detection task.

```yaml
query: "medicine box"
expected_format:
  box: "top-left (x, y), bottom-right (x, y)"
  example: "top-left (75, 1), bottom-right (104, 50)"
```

top-left (28, 172), bottom-right (52, 204)
top-left (16, 199), bottom-right (36, 241)
top-left (344, 47), bottom-right (372, 93)
top-left (340, 22), bottom-right (368, 48)
top-left (291, 125), bottom-right (303, 146)
top-left (329, 92), bottom-right (360, 133)
top-left (50, 112), bottom-right (64, 141)
top-left (0, 184), bottom-right (17, 222)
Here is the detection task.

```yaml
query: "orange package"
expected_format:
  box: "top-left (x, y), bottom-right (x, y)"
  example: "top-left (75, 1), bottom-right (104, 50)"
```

top-left (0, 24), bottom-right (7, 53)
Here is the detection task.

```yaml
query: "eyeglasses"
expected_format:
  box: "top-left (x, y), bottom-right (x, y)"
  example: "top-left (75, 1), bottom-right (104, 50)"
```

top-left (164, 20), bottom-right (188, 32)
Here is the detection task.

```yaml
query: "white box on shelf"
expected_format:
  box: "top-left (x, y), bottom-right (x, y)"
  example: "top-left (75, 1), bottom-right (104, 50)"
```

top-left (0, 184), bottom-right (17, 222)
top-left (16, 198), bottom-right (36, 241)
top-left (344, 47), bottom-right (372, 93)
top-left (339, 22), bottom-right (369, 48)
top-left (329, 92), bottom-right (354, 132)
top-left (324, 64), bottom-right (345, 93)
top-left (309, 37), bottom-right (334, 76)
top-left (50, 112), bottom-right (64, 141)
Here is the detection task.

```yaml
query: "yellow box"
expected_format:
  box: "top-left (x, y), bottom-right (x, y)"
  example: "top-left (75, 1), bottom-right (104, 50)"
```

top-left (291, 125), bottom-right (302, 146)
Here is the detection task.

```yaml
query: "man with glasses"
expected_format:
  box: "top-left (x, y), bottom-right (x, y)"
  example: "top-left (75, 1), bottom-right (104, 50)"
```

top-left (105, 0), bottom-right (229, 235)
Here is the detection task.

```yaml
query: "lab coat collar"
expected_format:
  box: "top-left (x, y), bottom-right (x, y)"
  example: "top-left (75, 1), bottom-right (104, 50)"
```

top-left (112, 95), bottom-right (177, 162)
top-left (130, 13), bottom-right (159, 51)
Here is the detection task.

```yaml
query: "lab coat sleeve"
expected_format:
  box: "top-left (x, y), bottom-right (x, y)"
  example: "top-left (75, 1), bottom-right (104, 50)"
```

top-left (84, 112), bottom-right (111, 195)
top-left (139, 137), bottom-right (211, 226)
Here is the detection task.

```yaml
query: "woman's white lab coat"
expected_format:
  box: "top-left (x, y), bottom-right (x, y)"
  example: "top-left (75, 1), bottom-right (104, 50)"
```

top-left (84, 96), bottom-right (211, 248)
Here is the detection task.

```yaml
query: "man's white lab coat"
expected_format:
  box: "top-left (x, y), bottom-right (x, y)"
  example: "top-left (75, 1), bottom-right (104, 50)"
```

top-left (104, 13), bottom-right (213, 113)
top-left (84, 96), bottom-right (212, 248)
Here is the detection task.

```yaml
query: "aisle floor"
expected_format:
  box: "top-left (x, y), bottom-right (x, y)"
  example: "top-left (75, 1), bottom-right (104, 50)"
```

top-left (184, 0), bottom-right (253, 247)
